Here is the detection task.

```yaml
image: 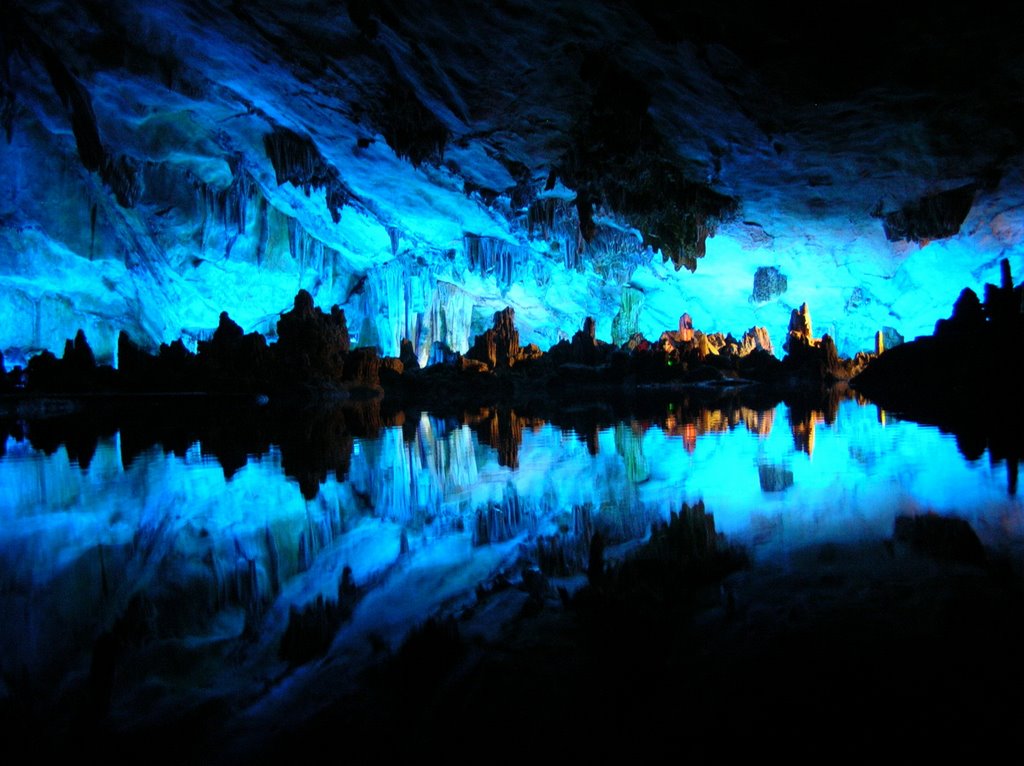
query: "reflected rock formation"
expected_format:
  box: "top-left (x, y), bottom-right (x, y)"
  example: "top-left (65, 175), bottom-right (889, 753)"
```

top-left (1, 394), bottom-right (1022, 758)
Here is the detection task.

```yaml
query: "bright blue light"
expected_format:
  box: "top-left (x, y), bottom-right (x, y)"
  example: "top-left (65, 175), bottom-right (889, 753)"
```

top-left (0, 400), bottom-right (1020, 737)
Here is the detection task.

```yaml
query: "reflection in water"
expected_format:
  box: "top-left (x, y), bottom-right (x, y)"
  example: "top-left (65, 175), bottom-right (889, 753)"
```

top-left (0, 396), bottom-right (1021, 744)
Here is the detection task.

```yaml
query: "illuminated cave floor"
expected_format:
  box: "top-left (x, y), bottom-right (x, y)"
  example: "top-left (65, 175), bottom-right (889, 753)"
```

top-left (228, 539), bottom-right (1022, 762)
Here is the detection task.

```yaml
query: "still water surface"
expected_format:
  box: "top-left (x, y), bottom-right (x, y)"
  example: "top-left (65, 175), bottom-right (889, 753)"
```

top-left (1, 397), bottom-right (1020, 732)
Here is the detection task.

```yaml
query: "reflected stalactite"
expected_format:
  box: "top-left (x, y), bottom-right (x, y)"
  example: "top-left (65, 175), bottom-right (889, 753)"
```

top-left (278, 565), bottom-right (359, 667)
top-left (494, 408), bottom-right (525, 469)
top-left (466, 407), bottom-right (539, 470)
top-left (279, 412), bottom-right (357, 500)
top-left (658, 402), bottom-right (777, 452)
top-left (472, 483), bottom-right (529, 546)
top-left (741, 407), bottom-right (775, 437)
top-left (419, 414), bottom-right (479, 495)
top-left (536, 503), bottom-right (594, 577)
top-left (614, 421), bottom-right (649, 483)
top-left (784, 389), bottom-right (850, 458)
top-left (682, 422), bottom-right (697, 454)
top-left (758, 462), bottom-right (794, 492)
top-left (790, 412), bottom-right (820, 456)
top-left (785, 393), bottom-right (847, 457)
top-left (2, 394), bottom-right (1023, 746)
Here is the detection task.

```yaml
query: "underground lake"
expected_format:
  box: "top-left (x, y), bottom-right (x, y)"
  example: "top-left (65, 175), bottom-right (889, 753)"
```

top-left (1, 393), bottom-right (1021, 760)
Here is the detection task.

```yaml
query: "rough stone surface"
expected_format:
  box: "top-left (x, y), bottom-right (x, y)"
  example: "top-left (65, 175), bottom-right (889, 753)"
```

top-left (467, 307), bottom-right (521, 370)
top-left (0, 2), bottom-right (1021, 364)
top-left (784, 303), bottom-right (814, 352)
top-left (752, 266), bottom-right (788, 303)
top-left (739, 326), bottom-right (774, 356)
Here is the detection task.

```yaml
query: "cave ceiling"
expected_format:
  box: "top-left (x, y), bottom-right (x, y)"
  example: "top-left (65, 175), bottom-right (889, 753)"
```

top-left (1, 0), bottom-right (1021, 361)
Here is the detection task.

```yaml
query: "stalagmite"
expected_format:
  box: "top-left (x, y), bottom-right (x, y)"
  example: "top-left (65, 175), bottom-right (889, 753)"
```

top-left (467, 307), bottom-right (520, 369)
top-left (784, 302), bottom-right (814, 352)
top-left (738, 326), bottom-right (773, 356)
top-left (678, 313), bottom-right (694, 342)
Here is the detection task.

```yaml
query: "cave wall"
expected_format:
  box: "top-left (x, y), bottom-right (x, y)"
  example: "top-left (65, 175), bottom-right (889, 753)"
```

top-left (1, 0), bottom-right (1021, 365)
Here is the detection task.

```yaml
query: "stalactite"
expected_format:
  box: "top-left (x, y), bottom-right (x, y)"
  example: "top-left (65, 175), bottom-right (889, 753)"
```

top-left (102, 154), bottom-right (142, 208)
top-left (882, 184), bottom-right (976, 242)
top-left (189, 166), bottom-right (262, 260)
top-left (286, 217), bottom-right (342, 287)
top-left (374, 76), bottom-right (449, 167)
top-left (420, 281), bottom-right (474, 363)
top-left (611, 286), bottom-right (644, 346)
top-left (263, 125), bottom-right (350, 222)
top-left (0, 82), bottom-right (13, 143)
top-left (387, 225), bottom-right (400, 257)
top-left (527, 198), bottom-right (556, 238)
top-left (587, 226), bottom-right (647, 282)
top-left (360, 259), bottom-right (407, 356)
top-left (463, 234), bottom-right (526, 288)
top-left (89, 203), bottom-right (97, 261)
top-left (563, 234), bottom-right (582, 272)
top-left (255, 195), bottom-right (269, 267)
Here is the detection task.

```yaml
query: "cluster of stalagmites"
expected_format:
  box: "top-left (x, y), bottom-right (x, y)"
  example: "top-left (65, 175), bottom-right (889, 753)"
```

top-left (852, 257), bottom-right (1023, 413)
top-left (3, 291), bottom-right (882, 399)
top-left (3, 289), bottom-right (381, 397)
top-left (405, 301), bottom-right (871, 394)
top-left (780, 302), bottom-right (874, 382)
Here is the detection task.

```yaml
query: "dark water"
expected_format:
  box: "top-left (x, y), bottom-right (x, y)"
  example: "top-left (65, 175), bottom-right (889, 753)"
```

top-left (1, 396), bottom-right (1021, 747)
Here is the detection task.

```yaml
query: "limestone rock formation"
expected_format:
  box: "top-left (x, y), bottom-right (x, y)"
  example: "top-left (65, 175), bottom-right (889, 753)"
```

top-left (26, 329), bottom-right (104, 392)
top-left (739, 326), bottom-right (774, 357)
top-left (0, 3), bottom-right (1020, 367)
top-left (467, 307), bottom-right (521, 370)
top-left (570, 316), bottom-right (601, 366)
top-left (881, 327), bottom-right (904, 350)
top-left (342, 347), bottom-right (381, 391)
top-left (784, 303), bottom-right (814, 353)
top-left (275, 290), bottom-right (350, 386)
top-left (198, 312), bottom-right (270, 391)
top-left (678, 313), bottom-right (695, 342)
top-left (399, 338), bottom-right (420, 371)
top-left (853, 258), bottom-right (1023, 429)
top-left (752, 267), bottom-right (788, 303)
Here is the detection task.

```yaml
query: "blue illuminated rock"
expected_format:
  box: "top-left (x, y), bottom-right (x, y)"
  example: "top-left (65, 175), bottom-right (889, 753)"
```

top-left (0, 1), bottom-right (1020, 373)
